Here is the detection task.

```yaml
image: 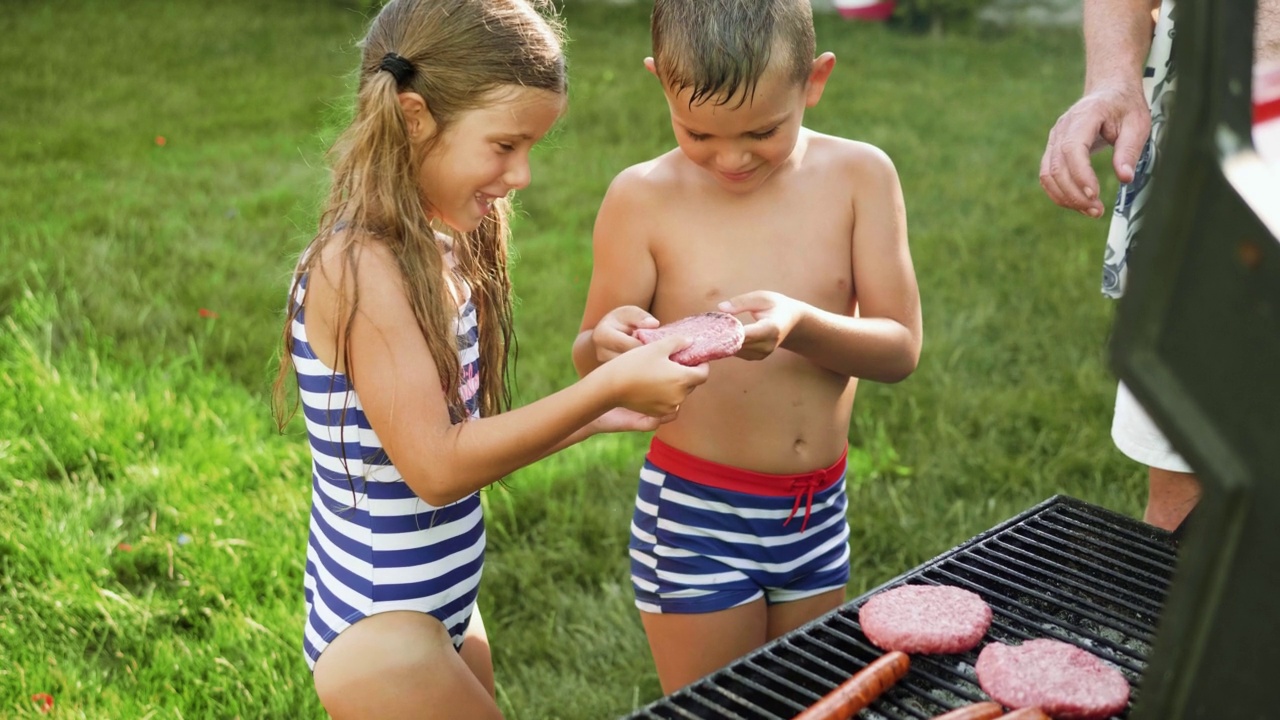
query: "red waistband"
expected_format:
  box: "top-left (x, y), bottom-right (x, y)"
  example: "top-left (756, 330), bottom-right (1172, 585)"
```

top-left (646, 437), bottom-right (847, 533)
top-left (647, 437), bottom-right (848, 495)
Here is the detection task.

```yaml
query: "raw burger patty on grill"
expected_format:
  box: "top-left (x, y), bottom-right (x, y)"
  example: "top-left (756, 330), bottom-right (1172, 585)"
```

top-left (857, 584), bottom-right (992, 654)
top-left (633, 312), bottom-right (744, 366)
top-left (975, 639), bottom-right (1130, 720)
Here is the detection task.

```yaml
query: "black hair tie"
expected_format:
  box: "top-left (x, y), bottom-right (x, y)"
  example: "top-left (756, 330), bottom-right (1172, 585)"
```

top-left (379, 52), bottom-right (414, 85)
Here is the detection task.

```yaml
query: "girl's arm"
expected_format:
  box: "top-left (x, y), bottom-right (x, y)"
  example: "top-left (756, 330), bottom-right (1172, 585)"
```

top-left (311, 239), bottom-right (704, 507)
top-left (720, 145), bottom-right (921, 383)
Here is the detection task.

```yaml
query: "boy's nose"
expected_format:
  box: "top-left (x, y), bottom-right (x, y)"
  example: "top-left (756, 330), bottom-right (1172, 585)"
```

top-left (716, 149), bottom-right (753, 173)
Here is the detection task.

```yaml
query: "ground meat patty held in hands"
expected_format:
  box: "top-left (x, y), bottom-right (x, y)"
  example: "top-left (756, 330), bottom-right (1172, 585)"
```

top-left (858, 584), bottom-right (992, 654)
top-left (633, 312), bottom-right (745, 366)
top-left (975, 639), bottom-right (1130, 720)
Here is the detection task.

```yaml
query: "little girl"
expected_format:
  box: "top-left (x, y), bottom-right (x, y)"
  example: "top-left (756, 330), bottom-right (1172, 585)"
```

top-left (272, 1), bottom-right (709, 717)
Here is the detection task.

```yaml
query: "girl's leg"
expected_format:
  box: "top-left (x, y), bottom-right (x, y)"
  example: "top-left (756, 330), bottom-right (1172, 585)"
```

top-left (639, 599), bottom-right (768, 695)
top-left (765, 588), bottom-right (846, 641)
top-left (313, 611), bottom-right (503, 720)
top-left (459, 607), bottom-right (495, 699)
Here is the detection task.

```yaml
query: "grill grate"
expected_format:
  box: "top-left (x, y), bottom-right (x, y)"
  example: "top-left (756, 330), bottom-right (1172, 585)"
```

top-left (622, 495), bottom-right (1178, 720)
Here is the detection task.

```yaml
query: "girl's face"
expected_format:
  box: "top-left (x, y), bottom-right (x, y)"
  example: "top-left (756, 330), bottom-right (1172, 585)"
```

top-left (416, 86), bottom-right (566, 232)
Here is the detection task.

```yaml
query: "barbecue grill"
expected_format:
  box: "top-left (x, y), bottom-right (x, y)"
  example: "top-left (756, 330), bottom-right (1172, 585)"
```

top-left (623, 0), bottom-right (1277, 717)
top-left (623, 496), bottom-right (1175, 720)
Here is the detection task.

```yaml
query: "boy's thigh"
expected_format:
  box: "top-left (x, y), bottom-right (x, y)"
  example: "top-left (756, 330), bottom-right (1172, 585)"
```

top-left (640, 599), bottom-right (769, 694)
top-left (314, 610), bottom-right (500, 720)
top-left (765, 587), bottom-right (846, 641)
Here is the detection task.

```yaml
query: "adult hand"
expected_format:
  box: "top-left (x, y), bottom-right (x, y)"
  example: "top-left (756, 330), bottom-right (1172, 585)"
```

top-left (1039, 84), bottom-right (1150, 217)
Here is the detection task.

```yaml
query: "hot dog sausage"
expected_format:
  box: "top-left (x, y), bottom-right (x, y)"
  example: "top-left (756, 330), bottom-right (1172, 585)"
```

top-left (792, 651), bottom-right (910, 720)
top-left (930, 701), bottom-right (1005, 720)
top-left (1000, 709), bottom-right (1051, 720)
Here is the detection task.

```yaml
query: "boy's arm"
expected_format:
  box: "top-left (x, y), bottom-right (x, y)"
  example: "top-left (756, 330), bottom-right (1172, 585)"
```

top-left (726, 147), bottom-right (921, 382)
top-left (572, 170), bottom-right (661, 377)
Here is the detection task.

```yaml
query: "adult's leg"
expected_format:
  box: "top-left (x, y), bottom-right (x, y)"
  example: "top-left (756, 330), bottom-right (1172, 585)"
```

top-left (640, 599), bottom-right (768, 695)
top-left (765, 587), bottom-right (846, 641)
top-left (459, 607), bottom-right (495, 699)
top-left (313, 611), bottom-right (503, 720)
top-left (1144, 467), bottom-right (1201, 531)
top-left (1112, 382), bottom-right (1200, 531)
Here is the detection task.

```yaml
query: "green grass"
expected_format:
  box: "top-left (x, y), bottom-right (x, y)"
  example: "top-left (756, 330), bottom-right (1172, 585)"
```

top-left (0, 1), bottom-right (1145, 718)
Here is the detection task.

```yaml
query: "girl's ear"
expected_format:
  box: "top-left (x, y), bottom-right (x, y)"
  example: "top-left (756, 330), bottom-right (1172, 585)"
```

top-left (804, 52), bottom-right (837, 108)
top-left (397, 91), bottom-right (438, 142)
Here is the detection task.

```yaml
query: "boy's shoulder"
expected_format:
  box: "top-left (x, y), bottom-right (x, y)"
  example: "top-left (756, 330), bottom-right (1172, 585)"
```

top-left (800, 129), bottom-right (897, 176)
top-left (607, 147), bottom-right (692, 196)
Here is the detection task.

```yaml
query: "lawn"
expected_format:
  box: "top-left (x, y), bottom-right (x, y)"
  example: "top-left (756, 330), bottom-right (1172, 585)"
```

top-left (0, 1), bottom-right (1144, 718)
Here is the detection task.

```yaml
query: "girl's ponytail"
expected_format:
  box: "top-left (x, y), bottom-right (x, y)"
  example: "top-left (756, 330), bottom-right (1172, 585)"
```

top-left (274, 0), bottom-right (565, 431)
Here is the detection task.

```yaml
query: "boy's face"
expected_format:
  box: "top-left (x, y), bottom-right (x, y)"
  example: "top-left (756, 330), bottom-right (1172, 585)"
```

top-left (650, 54), bottom-right (833, 194)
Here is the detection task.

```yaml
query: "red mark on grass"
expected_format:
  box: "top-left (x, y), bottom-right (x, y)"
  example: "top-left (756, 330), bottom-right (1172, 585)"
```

top-left (117, 543), bottom-right (132, 552)
top-left (155, 136), bottom-right (167, 146)
top-left (198, 308), bottom-right (219, 319)
top-left (31, 693), bottom-right (54, 713)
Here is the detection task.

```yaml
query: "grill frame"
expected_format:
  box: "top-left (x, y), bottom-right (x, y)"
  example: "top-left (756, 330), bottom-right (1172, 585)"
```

top-left (622, 495), bottom-right (1178, 720)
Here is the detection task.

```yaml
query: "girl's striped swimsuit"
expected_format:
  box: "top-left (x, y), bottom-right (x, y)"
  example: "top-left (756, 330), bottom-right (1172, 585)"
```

top-left (289, 250), bottom-right (483, 671)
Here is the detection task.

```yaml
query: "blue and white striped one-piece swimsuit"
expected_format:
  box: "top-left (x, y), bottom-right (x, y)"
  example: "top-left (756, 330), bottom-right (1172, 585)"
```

top-left (290, 247), bottom-right (483, 671)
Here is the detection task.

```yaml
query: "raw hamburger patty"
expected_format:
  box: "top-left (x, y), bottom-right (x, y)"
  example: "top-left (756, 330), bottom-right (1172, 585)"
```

top-left (633, 312), bottom-right (744, 366)
top-left (858, 584), bottom-right (992, 654)
top-left (975, 639), bottom-right (1131, 720)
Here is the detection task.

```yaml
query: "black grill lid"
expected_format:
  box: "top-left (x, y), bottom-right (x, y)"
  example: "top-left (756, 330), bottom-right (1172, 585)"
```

top-left (622, 495), bottom-right (1177, 720)
top-left (1108, 0), bottom-right (1280, 717)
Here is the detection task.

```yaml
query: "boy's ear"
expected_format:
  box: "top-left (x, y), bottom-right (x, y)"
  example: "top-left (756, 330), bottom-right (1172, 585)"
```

top-left (644, 57), bottom-right (658, 78)
top-left (397, 91), bottom-right (438, 142)
top-left (804, 52), bottom-right (837, 108)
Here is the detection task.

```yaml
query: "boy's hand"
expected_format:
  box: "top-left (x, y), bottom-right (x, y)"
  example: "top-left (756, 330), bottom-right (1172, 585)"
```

top-left (718, 291), bottom-right (805, 361)
top-left (592, 305), bottom-right (659, 363)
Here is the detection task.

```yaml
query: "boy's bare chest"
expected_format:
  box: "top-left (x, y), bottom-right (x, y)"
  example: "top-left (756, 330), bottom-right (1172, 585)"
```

top-left (648, 189), bottom-right (856, 317)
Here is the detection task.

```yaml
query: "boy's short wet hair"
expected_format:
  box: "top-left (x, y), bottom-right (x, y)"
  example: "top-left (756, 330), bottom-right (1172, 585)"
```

top-left (651, 0), bottom-right (815, 108)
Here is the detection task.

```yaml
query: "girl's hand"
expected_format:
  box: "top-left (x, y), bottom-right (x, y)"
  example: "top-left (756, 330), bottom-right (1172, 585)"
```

top-left (600, 335), bottom-right (709, 416)
top-left (591, 305), bottom-right (659, 363)
top-left (588, 407), bottom-right (678, 435)
top-left (718, 291), bottom-right (806, 361)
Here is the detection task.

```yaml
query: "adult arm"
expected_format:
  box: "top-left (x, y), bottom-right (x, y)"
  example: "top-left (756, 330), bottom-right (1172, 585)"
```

top-left (1040, 0), bottom-right (1158, 217)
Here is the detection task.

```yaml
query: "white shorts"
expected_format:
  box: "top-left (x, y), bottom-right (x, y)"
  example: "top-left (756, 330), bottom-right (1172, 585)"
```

top-left (1111, 382), bottom-right (1193, 473)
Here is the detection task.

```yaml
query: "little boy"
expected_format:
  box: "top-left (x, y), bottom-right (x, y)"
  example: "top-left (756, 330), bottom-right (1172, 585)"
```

top-left (572, 0), bottom-right (922, 693)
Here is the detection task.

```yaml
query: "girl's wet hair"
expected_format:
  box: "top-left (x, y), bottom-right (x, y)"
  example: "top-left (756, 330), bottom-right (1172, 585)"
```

top-left (651, 0), bottom-right (814, 109)
top-left (274, 0), bottom-right (566, 430)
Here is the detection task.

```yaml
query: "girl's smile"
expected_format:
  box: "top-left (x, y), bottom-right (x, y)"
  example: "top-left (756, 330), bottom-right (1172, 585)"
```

top-left (414, 85), bottom-right (566, 232)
